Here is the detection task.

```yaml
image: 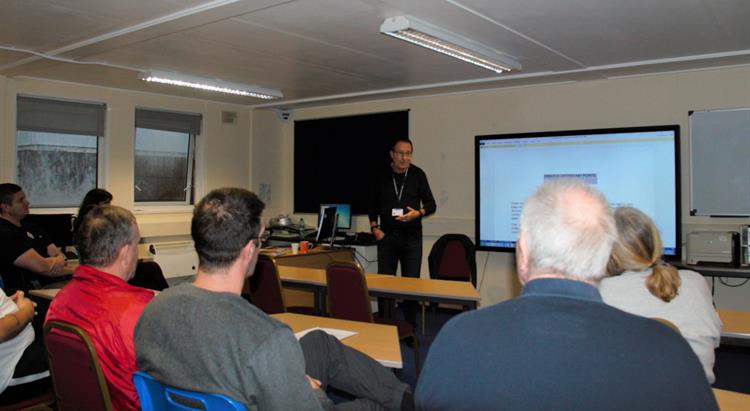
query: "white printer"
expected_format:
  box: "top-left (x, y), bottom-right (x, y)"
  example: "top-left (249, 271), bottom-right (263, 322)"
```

top-left (686, 231), bottom-right (739, 266)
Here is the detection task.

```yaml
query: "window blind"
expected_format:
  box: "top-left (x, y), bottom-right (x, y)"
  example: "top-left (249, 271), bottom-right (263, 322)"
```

top-left (135, 108), bottom-right (202, 135)
top-left (17, 96), bottom-right (106, 136)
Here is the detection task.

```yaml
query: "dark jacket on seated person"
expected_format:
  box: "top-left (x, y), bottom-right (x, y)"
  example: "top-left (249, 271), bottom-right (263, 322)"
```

top-left (0, 219), bottom-right (57, 294)
top-left (416, 278), bottom-right (718, 411)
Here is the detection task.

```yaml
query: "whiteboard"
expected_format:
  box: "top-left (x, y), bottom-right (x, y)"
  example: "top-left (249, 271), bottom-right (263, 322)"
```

top-left (690, 108), bottom-right (750, 216)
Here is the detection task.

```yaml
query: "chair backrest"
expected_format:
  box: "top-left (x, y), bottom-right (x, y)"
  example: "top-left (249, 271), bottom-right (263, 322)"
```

top-left (129, 261), bottom-right (170, 291)
top-left (428, 234), bottom-right (477, 286)
top-left (246, 256), bottom-right (287, 314)
top-left (43, 320), bottom-right (113, 411)
top-left (133, 371), bottom-right (246, 411)
top-left (326, 261), bottom-right (372, 322)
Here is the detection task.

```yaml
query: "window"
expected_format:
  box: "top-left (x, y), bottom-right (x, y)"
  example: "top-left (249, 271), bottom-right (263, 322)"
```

top-left (134, 109), bottom-right (201, 204)
top-left (16, 96), bottom-right (105, 208)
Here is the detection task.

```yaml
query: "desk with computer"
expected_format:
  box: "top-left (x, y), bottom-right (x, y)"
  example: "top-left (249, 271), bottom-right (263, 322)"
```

top-left (269, 204), bottom-right (363, 244)
top-left (268, 203), bottom-right (377, 263)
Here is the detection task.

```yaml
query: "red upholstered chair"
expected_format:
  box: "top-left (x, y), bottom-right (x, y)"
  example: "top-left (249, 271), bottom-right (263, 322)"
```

top-left (428, 234), bottom-right (477, 286)
top-left (326, 261), bottom-right (420, 375)
top-left (245, 255), bottom-right (316, 315)
top-left (326, 261), bottom-right (372, 323)
top-left (43, 320), bottom-right (113, 411)
top-left (424, 234), bottom-right (477, 332)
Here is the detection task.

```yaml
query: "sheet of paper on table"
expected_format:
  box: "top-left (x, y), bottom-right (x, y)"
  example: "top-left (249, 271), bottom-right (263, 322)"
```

top-left (294, 327), bottom-right (357, 341)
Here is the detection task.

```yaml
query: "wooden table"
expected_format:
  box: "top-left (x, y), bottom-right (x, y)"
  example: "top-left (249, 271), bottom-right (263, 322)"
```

top-left (261, 247), bottom-right (355, 269)
top-left (718, 309), bottom-right (750, 346)
top-left (276, 265), bottom-right (480, 314)
top-left (271, 313), bottom-right (402, 369)
top-left (30, 288), bottom-right (403, 369)
top-left (713, 388), bottom-right (750, 411)
top-left (29, 288), bottom-right (61, 300)
top-left (66, 255), bottom-right (154, 269)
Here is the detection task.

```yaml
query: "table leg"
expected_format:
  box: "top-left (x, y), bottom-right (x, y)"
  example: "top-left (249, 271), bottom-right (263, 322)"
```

top-left (313, 288), bottom-right (324, 315)
top-left (421, 304), bottom-right (426, 335)
top-left (320, 289), bottom-right (327, 315)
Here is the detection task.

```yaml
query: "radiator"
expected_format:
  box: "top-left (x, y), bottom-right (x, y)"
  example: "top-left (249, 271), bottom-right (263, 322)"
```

top-left (147, 241), bottom-right (198, 279)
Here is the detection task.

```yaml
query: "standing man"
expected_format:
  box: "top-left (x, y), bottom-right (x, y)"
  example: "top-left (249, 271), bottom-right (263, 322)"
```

top-left (415, 179), bottom-right (717, 410)
top-left (0, 183), bottom-right (71, 293)
top-left (369, 139), bottom-right (436, 325)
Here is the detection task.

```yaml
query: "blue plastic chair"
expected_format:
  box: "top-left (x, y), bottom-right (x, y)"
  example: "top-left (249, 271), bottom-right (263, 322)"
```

top-left (132, 371), bottom-right (246, 411)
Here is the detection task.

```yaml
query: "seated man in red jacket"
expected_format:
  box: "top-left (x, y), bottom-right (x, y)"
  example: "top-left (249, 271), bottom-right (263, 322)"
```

top-left (46, 205), bottom-right (154, 411)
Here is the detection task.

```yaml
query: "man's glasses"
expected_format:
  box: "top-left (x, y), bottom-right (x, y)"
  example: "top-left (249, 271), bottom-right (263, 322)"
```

top-left (253, 231), bottom-right (269, 246)
top-left (392, 150), bottom-right (412, 158)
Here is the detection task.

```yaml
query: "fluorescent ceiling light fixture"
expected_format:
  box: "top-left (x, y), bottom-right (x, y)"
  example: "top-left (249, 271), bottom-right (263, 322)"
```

top-left (139, 70), bottom-right (282, 100)
top-left (381, 16), bottom-right (521, 74)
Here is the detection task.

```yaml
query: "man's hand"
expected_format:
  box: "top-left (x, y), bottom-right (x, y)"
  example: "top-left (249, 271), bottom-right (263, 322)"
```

top-left (396, 207), bottom-right (422, 222)
top-left (372, 227), bottom-right (385, 241)
top-left (0, 291), bottom-right (36, 342)
top-left (48, 255), bottom-right (67, 276)
top-left (306, 375), bottom-right (322, 390)
top-left (11, 291), bottom-right (36, 322)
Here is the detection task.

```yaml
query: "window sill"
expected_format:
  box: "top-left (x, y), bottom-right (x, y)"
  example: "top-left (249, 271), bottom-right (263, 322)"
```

top-left (29, 207), bottom-right (78, 214)
top-left (132, 205), bottom-right (194, 215)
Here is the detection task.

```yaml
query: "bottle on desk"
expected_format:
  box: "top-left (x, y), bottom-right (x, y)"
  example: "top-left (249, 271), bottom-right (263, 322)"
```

top-left (299, 218), bottom-right (305, 240)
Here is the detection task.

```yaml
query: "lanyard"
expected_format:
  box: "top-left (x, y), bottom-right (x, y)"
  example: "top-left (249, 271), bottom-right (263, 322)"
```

top-left (392, 168), bottom-right (409, 203)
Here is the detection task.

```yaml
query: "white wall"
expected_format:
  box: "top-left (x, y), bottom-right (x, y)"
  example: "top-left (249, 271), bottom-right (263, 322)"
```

top-left (251, 65), bottom-right (750, 309)
top-left (0, 76), bottom-right (253, 241)
top-left (3, 67), bottom-right (748, 309)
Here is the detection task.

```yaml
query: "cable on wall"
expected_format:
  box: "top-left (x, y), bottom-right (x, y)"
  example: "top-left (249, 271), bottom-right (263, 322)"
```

top-left (718, 277), bottom-right (750, 287)
top-left (477, 251), bottom-right (490, 292)
top-left (0, 44), bottom-right (142, 73)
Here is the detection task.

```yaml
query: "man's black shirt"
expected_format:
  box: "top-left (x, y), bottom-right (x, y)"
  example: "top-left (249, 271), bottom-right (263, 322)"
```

top-left (0, 218), bottom-right (55, 293)
top-left (368, 164), bottom-right (436, 234)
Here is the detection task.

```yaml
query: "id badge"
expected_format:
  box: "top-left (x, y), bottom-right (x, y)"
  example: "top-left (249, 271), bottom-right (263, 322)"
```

top-left (392, 208), bottom-right (404, 217)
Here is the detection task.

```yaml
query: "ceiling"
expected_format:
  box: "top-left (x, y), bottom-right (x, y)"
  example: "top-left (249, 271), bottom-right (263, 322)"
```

top-left (1, 0), bottom-right (748, 108)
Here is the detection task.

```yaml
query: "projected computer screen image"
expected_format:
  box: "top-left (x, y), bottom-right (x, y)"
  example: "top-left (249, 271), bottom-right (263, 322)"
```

top-left (475, 125), bottom-right (681, 259)
top-left (319, 204), bottom-right (352, 230)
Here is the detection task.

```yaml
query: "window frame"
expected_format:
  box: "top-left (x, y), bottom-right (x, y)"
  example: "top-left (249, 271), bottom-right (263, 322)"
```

top-left (14, 94), bottom-right (107, 212)
top-left (132, 107), bottom-right (203, 210)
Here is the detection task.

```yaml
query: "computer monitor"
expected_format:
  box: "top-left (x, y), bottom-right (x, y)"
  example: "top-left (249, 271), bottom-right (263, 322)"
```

top-left (22, 213), bottom-right (75, 248)
top-left (318, 203), bottom-right (351, 230)
top-left (315, 207), bottom-right (339, 247)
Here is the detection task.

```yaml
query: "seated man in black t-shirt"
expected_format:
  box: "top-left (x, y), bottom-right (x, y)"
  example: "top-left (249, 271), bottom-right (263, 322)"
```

top-left (0, 184), bottom-right (72, 294)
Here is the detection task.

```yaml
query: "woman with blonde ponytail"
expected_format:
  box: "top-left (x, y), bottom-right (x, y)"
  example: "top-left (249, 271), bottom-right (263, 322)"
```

top-left (600, 207), bottom-right (721, 384)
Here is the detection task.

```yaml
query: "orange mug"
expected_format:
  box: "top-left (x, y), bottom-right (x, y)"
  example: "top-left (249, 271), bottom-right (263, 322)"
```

top-left (299, 241), bottom-right (312, 254)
